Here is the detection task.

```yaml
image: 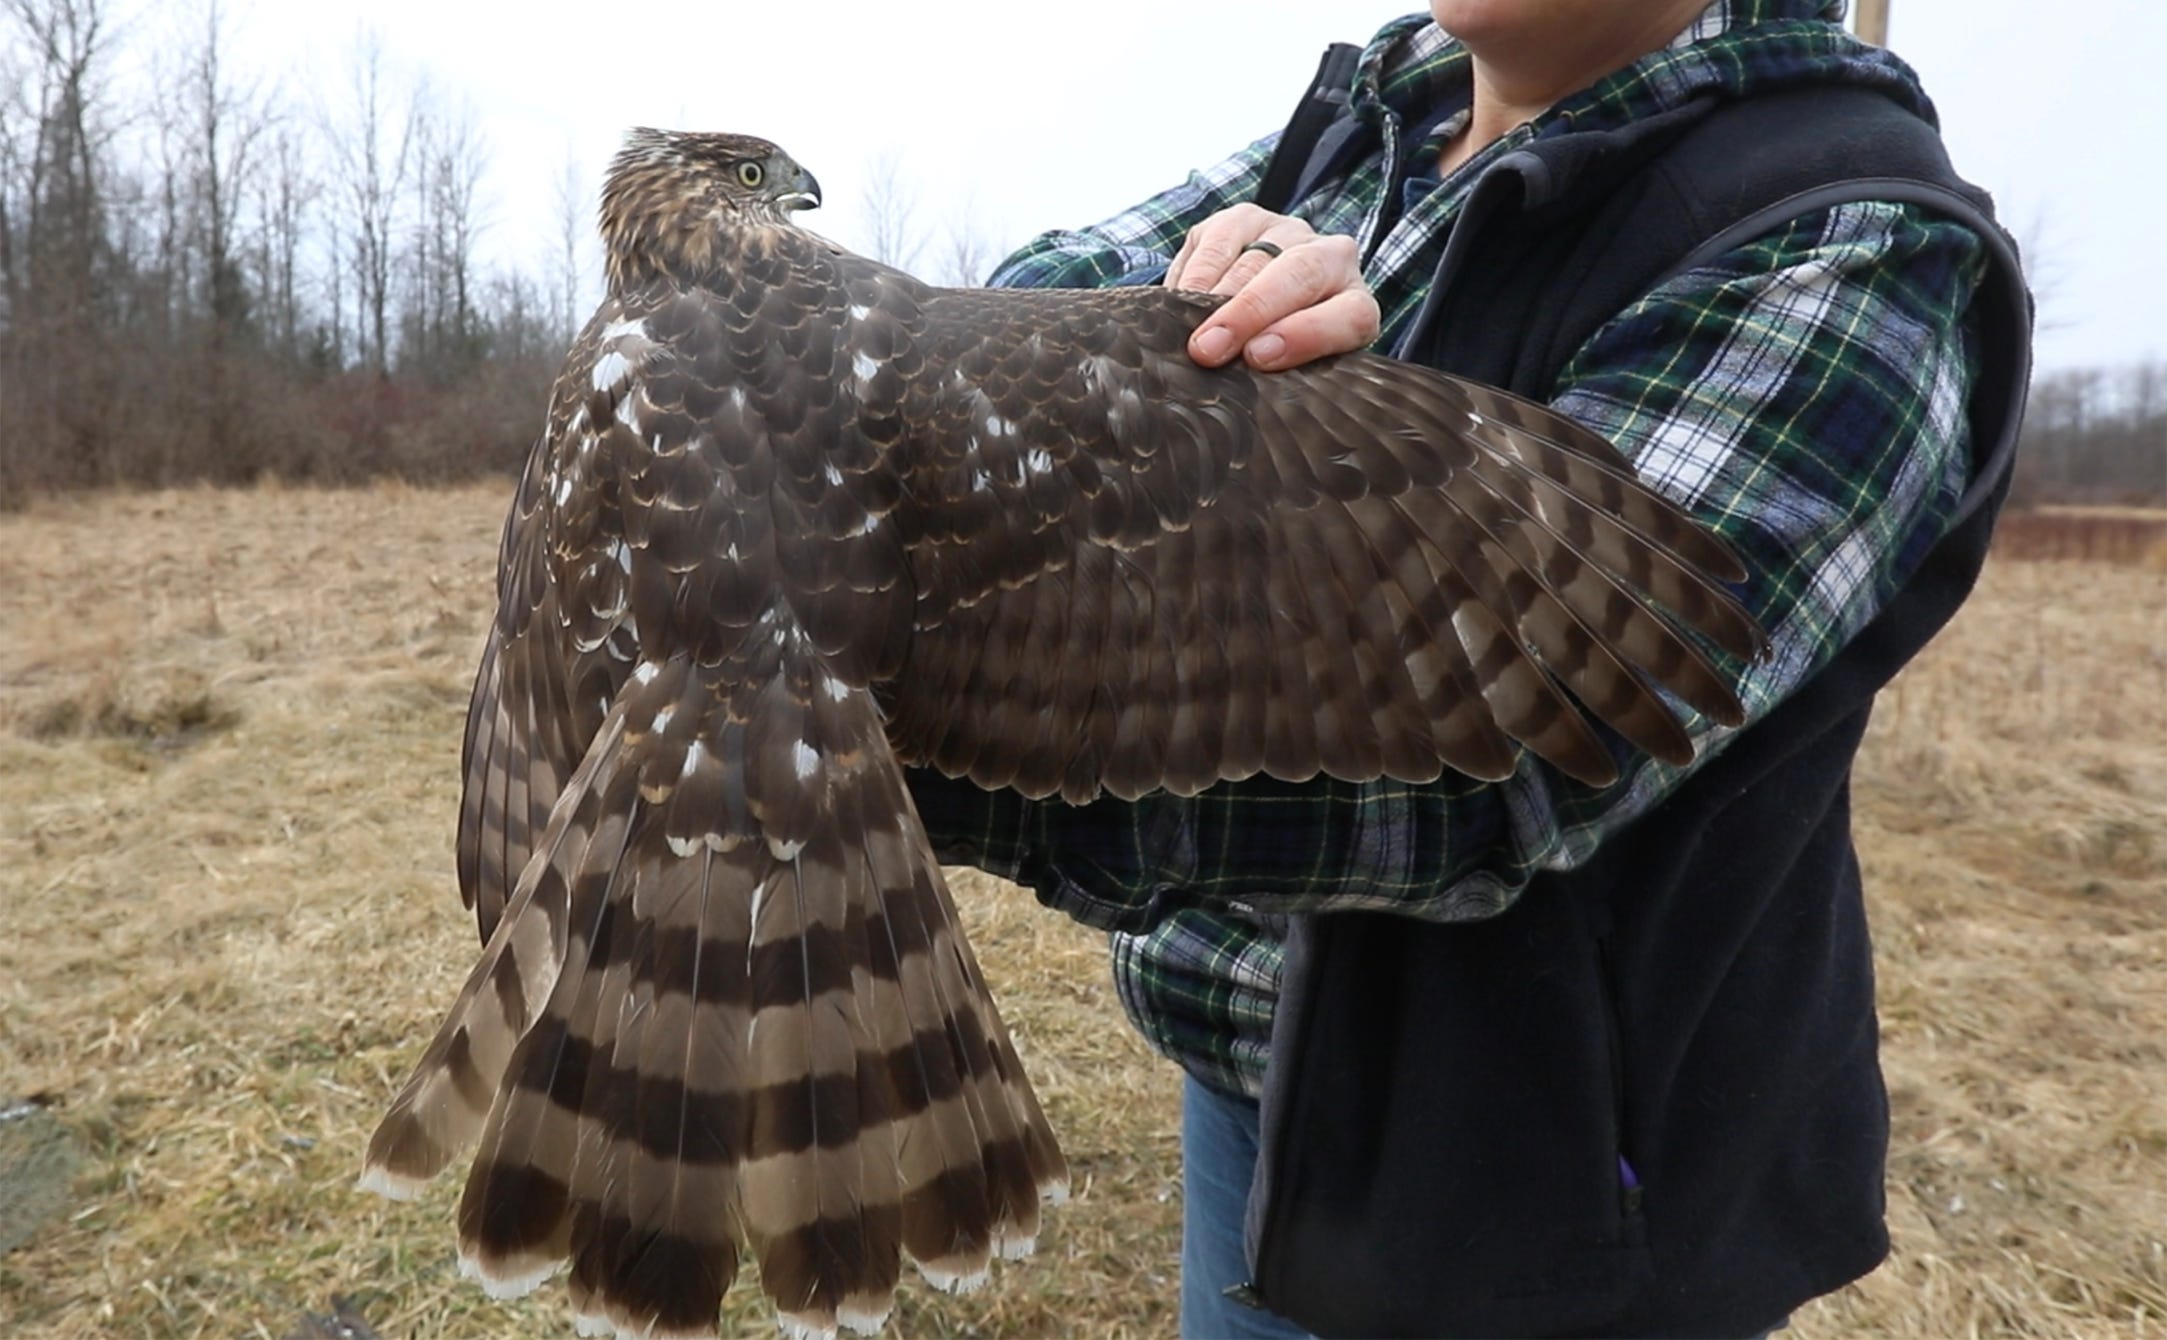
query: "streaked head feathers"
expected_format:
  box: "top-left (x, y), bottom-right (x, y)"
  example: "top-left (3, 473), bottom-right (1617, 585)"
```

top-left (600, 128), bottom-right (822, 289)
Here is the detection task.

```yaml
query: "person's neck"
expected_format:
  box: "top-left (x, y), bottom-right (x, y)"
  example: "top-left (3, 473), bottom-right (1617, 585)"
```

top-left (1436, 0), bottom-right (1707, 176)
top-left (1436, 68), bottom-right (1554, 176)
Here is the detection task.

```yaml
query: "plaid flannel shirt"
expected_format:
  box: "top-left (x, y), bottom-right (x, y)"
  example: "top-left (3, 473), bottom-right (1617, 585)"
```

top-left (912, 0), bottom-right (1987, 1097)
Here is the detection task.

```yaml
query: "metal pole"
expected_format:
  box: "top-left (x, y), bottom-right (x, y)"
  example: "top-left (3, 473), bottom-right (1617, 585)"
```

top-left (1855, 0), bottom-right (1890, 46)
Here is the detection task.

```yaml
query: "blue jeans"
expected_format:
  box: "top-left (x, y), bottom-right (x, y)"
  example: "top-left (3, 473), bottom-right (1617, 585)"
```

top-left (1180, 1076), bottom-right (1315, 1340)
top-left (1177, 1075), bottom-right (1790, 1340)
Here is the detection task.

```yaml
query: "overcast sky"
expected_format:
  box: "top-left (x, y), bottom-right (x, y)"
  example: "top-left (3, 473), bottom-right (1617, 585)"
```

top-left (211, 0), bottom-right (2158, 372)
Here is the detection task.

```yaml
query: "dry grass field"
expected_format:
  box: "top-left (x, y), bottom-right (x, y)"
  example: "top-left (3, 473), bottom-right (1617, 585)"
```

top-left (0, 484), bottom-right (2161, 1340)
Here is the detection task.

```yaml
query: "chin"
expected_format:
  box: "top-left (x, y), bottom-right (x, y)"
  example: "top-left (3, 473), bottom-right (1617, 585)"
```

top-left (1428, 0), bottom-right (1563, 49)
top-left (1429, 0), bottom-right (1518, 35)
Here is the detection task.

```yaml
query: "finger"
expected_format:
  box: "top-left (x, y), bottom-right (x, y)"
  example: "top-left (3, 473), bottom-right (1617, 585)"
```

top-left (1206, 234), bottom-right (1304, 298)
top-left (1187, 234), bottom-right (1361, 366)
top-left (1167, 203), bottom-right (1275, 293)
top-left (1240, 288), bottom-right (1383, 371)
top-left (1165, 226), bottom-right (1205, 290)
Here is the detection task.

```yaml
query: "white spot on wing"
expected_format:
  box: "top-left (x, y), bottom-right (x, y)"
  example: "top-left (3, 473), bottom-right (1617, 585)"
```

top-left (1025, 447), bottom-right (1054, 476)
top-left (632, 661), bottom-right (660, 684)
top-left (822, 674), bottom-right (850, 702)
top-left (792, 740), bottom-right (820, 779)
top-left (852, 350), bottom-right (880, 382)
top-left (590, 349), bottom-right (631, 391)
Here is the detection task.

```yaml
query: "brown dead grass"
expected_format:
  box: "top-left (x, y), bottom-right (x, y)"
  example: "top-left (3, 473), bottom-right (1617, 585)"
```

top-left (1993, 507), bottom-right (2167, 567)
top-left (0, 484), bottom-right (2161, 1339)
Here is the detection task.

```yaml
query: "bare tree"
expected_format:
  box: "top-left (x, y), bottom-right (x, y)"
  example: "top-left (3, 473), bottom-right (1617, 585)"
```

top-left (254, 124), bottom-right (316, 363)
top-left (178, 0), bottom-right (268, 347)
top-left (319, 211), bottom-right (346, 369)
top-left (142, 91), bottom-right (190, 338)
top-left (552, 145), bottom-right (587, 344)
top-left (7, 0), bottom-right (113, 322)
top-left (1, 0), bottom-right (118, 496)
top-left (2007, 206), bottom-right (2071, 338)
top-left (433, 106), bottom-right (486, 361)
top-left (858, 148), bottom-right (922, 271)
top-left (323, 29), bottom-right (413, 372)
top-left (933, 190), bottom-right (998, 287)
top-left (402, 87), bottom-right (486, 372)
top-left (2015, 360), bottom-right (2167, 506)
top-left (0, 2), bottom-right (1028, 498)
top-left (0, 42), bottom-right (23, 327)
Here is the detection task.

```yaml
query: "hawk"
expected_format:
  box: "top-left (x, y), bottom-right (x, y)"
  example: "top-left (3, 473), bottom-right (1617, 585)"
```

top-left (361, 129), bottom-right (1764, 1338)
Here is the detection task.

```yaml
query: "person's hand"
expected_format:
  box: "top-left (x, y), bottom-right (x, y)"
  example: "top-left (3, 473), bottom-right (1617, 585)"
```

top-left (1164, 203), bottom-right (1381, 372)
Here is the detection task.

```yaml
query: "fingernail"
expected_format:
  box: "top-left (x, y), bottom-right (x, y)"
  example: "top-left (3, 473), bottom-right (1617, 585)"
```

top-left (1194, 326), bottom-right (1235, 364)
top-left (1247, 333), bottom-right (1286, 368)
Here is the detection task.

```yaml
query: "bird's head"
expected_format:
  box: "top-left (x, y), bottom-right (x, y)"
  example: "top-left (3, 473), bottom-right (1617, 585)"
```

top-left (599, 128), bottom-right (822, 289)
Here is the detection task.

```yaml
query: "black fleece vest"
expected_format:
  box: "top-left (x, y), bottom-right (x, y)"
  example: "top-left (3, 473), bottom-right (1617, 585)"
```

top-left (1239, 73), bottom-right (2031, 1340)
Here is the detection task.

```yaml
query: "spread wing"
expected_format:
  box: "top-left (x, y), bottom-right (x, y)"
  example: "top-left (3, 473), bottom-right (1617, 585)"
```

top-left (380, 189), bottom-right (1770, 1340)
top-left (456, 351), bottom-right (632, 939)
top-left (881, 281), bottom-right (1766, 803)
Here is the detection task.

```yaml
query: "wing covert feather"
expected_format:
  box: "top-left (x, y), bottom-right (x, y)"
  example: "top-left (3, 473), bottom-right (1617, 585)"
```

top-left (883, 283), bottom-right (1764, 799)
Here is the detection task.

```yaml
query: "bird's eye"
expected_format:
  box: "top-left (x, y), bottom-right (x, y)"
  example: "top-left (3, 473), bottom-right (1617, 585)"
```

top-left (736, 161), bottom-right (765, 189)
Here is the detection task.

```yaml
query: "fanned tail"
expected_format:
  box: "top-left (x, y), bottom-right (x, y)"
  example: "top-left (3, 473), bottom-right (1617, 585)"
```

top-left (362, 640), bottom-right (1064, 1338)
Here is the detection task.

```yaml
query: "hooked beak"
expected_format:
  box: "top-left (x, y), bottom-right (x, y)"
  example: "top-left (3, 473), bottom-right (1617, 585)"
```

top-left (780, 166), bottom-right (821, 212)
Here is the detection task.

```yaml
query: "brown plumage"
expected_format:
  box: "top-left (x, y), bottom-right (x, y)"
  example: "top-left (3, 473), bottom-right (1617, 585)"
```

top-left (360, 127), bottom-right (1765, 1338)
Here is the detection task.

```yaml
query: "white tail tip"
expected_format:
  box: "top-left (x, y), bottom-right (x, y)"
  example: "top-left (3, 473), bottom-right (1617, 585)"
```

top-left (914, 1257), bottom-right (991, 1295)
top-left (835, 1296), bottom-right (893, 1336)
top-left (775, 1310), bottom-right (839, 1340)
top-left (456, 1249), bottom-right (558, 1300)
top-left (355, 1165), bottom-right (423, 1201)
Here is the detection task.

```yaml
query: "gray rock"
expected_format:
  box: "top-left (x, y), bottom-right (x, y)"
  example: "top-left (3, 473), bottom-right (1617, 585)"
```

top-left (0, 1095), bottom-right (78, 1257)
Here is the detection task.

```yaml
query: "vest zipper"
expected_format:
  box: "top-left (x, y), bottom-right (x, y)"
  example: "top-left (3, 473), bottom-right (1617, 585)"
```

top-left (1595, 936), bottom-right (1644, 1220)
